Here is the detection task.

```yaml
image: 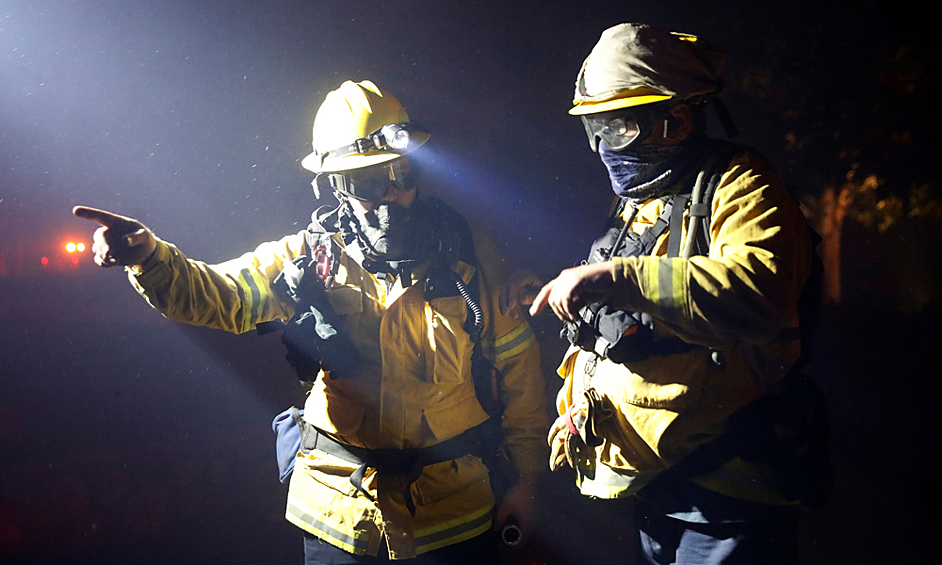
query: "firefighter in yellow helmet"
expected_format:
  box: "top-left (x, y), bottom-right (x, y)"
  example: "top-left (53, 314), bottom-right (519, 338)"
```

top-left (73, 80), bottom-right (548, 564)
top-left (520, 23), bottom-right (823, 564)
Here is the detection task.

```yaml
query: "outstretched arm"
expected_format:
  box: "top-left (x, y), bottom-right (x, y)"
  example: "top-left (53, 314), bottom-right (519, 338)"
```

top-left (73, 205), bottom-right (304, 333)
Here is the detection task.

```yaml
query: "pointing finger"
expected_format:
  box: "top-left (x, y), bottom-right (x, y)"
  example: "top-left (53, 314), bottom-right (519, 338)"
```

top-left (529, 282), bottom-right (552, 317)
top-left (73, 206), bottom-right (131, 228)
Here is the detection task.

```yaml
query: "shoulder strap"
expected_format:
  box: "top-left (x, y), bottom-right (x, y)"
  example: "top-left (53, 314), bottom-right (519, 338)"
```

top-left (410, 199), bottom-right (491, 347)
top-left (666, 194), bottom-right (689, 258)
top-left (676, 140), bottom-right (750, 258)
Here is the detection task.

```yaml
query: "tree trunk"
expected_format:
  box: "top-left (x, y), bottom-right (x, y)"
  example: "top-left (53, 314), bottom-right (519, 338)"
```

top-left (818, 185), bottom-right (850, 304)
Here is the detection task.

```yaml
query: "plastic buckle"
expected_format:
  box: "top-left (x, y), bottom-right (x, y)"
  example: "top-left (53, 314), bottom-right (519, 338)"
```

top-left (313, 247), bottom-right (330, 283)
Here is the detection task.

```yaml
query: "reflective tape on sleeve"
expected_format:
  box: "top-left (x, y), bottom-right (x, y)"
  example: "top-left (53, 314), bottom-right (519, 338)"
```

top-left (647, 257), bottom-right (686, 322)
top-left (237, 267), bottom-right (268, 331)
top-left (492, 323), bottom-right (536, 361)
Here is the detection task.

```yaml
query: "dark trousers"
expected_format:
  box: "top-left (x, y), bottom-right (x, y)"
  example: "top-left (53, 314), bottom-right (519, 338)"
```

top-left (303, 530), bottom-right (501, 565)
top-left (633, 488), bottom-right (800, 565)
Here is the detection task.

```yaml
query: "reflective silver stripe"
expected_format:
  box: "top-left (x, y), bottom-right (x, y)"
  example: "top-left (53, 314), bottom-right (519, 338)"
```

top-left (657, 258), bottom-right (677, 318)
top-left (286, 501), bottom-right (370, 554)
top-left (238, 268), bottom-right (262, 329)
top-left (492, 324), bottom-right (536, 361)
top-left (414, 505), bottom-right (493, 554)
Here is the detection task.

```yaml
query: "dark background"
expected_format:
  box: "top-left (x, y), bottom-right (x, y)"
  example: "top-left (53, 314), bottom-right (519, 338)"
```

top-left (1, 1), bottom-right (938, 563)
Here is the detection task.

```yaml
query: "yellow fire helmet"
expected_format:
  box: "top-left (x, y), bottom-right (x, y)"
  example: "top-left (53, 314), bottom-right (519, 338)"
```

top-left (301, 80), bottom-right (430, 174)
top-left (570, 23), bottom-right (726, 116)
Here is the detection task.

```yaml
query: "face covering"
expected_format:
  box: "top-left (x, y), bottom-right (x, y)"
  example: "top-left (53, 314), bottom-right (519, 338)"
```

top-left (599, 140), bottom-right (688, 204)
top-left (349, 198), bottom-right (429, 262)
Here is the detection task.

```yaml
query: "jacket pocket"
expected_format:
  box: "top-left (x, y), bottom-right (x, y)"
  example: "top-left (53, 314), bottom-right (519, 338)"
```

top-left (326, 285), bottom-right (363, 316)
top-left (412, 454), bottom-right (491, 506)
top-left (422, 389), bottom-right (489, 443)
top-left (295, 448), bottom-right (366, 498)
top-left (599, 349), bottom-right (708, 411)
top-left (425, 296), bottom-right (473, 384)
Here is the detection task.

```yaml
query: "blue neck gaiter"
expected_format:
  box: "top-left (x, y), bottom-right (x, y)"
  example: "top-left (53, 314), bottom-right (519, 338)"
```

top-left (599, 140), bottom-right (697, 204)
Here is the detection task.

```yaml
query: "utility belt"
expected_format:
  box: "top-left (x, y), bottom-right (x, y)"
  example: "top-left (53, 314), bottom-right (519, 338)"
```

top-left (299, 419), bottom-right (488, 516)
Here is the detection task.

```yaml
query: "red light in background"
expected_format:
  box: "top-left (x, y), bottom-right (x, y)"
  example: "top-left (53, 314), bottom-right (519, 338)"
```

top-left (41, 257), bottom-right (49, 266)
top-left (71, 256), bottom-right (80, 266)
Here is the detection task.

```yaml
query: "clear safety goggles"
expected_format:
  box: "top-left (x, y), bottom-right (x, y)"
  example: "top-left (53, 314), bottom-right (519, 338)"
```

top-left (581, 104), bottom-right (670, 152)
top-left (325, 159), bottom-right (414, 202)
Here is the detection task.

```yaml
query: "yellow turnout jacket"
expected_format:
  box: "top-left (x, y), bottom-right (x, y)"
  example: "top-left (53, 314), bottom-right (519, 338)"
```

top-left (557, 151), bottom-right (812, 504)
top-left (128, 210), bottom-right (547, 559)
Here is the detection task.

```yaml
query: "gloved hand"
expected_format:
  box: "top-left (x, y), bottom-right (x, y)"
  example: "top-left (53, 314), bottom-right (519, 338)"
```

top-left (281, 303), bottom-right (362, 379)
top-left (547, 388), bottom-right (613, 471)
top-left (73, 206), bottom-right (158, 267)
top-left (548, 403), bottom-right (586, 471)
top-left (498, 269), bottom-right (544, 319)
top-left (273, 257), bottom-right (362, 380)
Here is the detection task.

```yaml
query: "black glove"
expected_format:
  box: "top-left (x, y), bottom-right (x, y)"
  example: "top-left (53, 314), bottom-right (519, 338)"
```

top-left (267, 256), bottom-right (363, 380)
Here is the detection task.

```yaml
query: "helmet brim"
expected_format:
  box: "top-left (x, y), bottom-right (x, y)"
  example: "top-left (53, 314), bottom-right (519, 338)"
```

top-left (569, 93), bottom-right (673, 116)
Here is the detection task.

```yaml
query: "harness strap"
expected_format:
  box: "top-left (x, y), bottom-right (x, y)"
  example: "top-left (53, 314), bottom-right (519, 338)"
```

top-left (300, 421), bottom-right (485, 516)
top-left (667, 194), bottom-right (689, 258)
top-left (688, 202), bottom-right (710, 218)
top-left (639, 198), bottom-right (672, 251)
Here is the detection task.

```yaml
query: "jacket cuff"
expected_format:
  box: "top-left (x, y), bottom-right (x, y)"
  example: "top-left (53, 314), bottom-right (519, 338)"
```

top-left (126, 239), bottom-right (173, 288)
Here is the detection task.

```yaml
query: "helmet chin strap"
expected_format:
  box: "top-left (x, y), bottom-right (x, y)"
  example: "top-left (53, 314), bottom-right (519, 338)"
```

top-left (334, 191), bottom-right (423, 278)
top-left (335, 192), bottom-right (364, 248)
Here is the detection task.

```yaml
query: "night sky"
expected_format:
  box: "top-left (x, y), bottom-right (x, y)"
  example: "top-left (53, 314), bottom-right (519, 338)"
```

top-left (1, 1), bottom-right (938, 564)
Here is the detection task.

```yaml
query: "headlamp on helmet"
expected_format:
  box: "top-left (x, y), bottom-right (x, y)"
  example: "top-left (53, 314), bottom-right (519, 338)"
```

top-left (321, 122), bottom-right (425, 161)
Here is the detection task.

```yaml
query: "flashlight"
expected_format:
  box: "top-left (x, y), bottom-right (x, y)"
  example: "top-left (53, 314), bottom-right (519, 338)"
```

top-left (500, 519), bottom-right (522, 547)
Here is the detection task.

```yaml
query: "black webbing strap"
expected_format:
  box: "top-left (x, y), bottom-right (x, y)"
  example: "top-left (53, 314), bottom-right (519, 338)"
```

top-left (638, 197), bottom-right (673, 252)
top-left (667, 194), bottom-right (689, 258)
top-left (300, 422), bottom-right (482, 516)
top-left (688, 202), bottom-right (711, 219)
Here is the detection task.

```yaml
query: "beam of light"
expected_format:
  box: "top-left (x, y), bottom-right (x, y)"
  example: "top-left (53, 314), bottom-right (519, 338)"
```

top-left (408, 142), bottom-right (610, 265)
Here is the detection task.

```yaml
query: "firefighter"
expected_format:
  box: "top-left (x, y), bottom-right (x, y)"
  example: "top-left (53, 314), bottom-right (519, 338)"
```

top-left (518, 23), bottom-right (817, 564)
top-left (74, 79), bottom-right (548, 564)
